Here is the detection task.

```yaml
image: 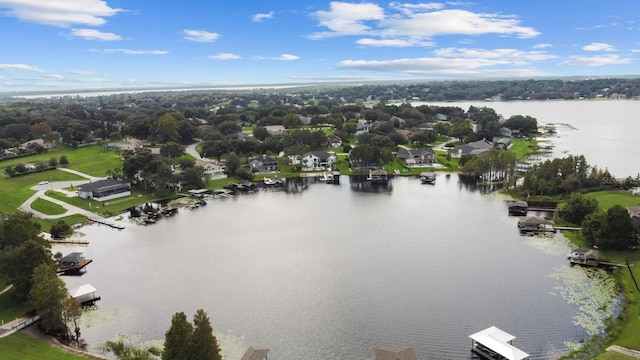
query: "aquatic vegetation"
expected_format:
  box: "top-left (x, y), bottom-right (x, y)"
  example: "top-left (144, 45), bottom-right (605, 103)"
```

top-left (547, 266), bottom-right (621, 349)
top-left (80, 305), bottom-right (131, 329)
top-left (524, 232), bottom-right (572, 256)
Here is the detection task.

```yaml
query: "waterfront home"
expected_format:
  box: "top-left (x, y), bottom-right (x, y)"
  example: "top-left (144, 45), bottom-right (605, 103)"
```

top-left (195, 159), bottom-right (227, 180)
top-left (494, 137), bottom-right (512, 150)
top-left (449, 139), bottom-right (493, 158)
top-left (397, 148), bottom-right (435, 167)
top-left (374, 346), bottom-right (417, 360)
top-left (78, 179), bottom-right (132, 201)
top-left (250, 154), bottom-right (279, 173)
top-left (301, 151), bottom-right (336, 171)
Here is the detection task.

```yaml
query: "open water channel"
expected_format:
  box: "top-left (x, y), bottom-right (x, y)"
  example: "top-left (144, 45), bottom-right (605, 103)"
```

top-left (57, 100), bottom-right (639, 359)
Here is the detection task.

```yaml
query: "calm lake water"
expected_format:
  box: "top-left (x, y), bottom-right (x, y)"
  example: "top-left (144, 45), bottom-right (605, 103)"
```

top-left (57, 100), bottom-right (636, 360)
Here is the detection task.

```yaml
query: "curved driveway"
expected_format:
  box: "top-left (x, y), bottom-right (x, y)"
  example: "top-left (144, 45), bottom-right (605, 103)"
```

top-left (19, 168), bottom-right (108, 220)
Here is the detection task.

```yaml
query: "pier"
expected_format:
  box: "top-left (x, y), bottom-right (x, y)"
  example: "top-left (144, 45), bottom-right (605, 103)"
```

top-left (57, 252), bottom-right (93, 274)
top-left (88, 215), bottom-right (125, 229)
top-left (469, 326), bottom-right (529, 360)
top-left (47, 238), bottom-right (89, 245)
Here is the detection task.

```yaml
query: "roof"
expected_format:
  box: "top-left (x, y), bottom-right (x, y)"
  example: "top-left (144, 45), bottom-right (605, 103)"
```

top-left (519, 216), bottom-right (554, 225)
top-left (509, 201), bottom-right (528, 208)
top-left (69, 284), bottom-right (97, 299)
top-left (303, 150), bottom-right (333, 160)
top-left (78, 179), bottom-right (130, 193)
top-left (60, 252), bottom-right (84, 264)
top-left (469, 326), bottom-right (529, 360)
top-left (374, 346), bottom-right (417, 360)
top-left (240, 347), bottom-right (269, 360)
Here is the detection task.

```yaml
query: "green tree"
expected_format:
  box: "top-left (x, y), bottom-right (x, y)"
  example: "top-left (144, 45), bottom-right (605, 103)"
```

top-left (562, 193), bottom-right (599, 225)
top-left (190, 309), bottom-right (221, 360)
top-left (154, 114), bottom-right (179, 143)
top-left (283, 113), bottom-right (299, 129)
top-left (160, 142), bottom-right (185, 158)
top-left (225, 152), bottom-right (241, 176)
top-left (50, 220), bottom-right (73, 239)
top-left (59, 155), bottom-right (69, 165)
top-left (29, 264), bottom-right (68, 336)
top-left (1, 239), bottom-right (53, 300)
top-left (162, 312), bottom-right (193, 360)
top-left (582, 205), bottom-right (639, 250)
top-left (48, 157), bottom-right (58, 167)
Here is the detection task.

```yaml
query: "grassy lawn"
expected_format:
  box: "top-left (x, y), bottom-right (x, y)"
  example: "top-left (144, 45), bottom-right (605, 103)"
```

top-left (510, 137), bottom-right (540, 160)
top-left (45, 189), bottom-right (161, 217)
top-left (30, 198), bottom-right (67, 215)
top-left (0, 332), bottom-right (89, 360)
top-left (0, 170), bottom-right (85, 215)
top-left (584, 190), bottom-right (640, 209)
top-left (0, 285), bottom-right (29, 323)
top-left (0, 145), bottom-right (121, 178)
top-left (594, 351), bottom-right (640, 360)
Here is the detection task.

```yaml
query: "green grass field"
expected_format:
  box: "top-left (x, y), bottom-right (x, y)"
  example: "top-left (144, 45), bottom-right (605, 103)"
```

top-left (0, 332), bottom-right (89, 360)
top-left (584, 190), bottom-right (640, 209)
top-left (29, 198), bottom-right (67, 215)
top-left (0, 285), bottom-right (28, 324)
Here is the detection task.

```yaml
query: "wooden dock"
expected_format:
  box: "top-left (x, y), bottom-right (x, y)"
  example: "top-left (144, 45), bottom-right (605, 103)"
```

top-left (47, 238), bottom-right (89, 245)
top-left (88, 216), bottom-right (125, 230)
top-left (58, 258), bottom-right (93, 274)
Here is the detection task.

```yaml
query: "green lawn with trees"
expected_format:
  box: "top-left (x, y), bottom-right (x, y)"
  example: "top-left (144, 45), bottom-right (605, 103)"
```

top-left (0, 332), bottom-right (89, 360)
top-left (30, 198), bottom-right (67, 216)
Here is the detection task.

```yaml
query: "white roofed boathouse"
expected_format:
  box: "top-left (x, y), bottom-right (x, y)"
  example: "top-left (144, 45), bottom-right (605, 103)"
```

top-left (469, 326), bottom-right (530, 360)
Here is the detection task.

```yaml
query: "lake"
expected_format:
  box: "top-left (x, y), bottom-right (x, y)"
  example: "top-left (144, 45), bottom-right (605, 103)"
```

top-left (56, 100), bottom-right (635, 360)
top-left (408, 99), bottom-right (640, 178)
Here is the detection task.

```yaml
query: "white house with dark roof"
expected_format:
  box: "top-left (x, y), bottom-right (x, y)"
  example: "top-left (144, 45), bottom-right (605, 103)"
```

top-left (301, 151), bottom-right (336, 171)
top-left (396, 148), bottom-right (435, 167)
top-left (78, 179), bottom-right (131, 201)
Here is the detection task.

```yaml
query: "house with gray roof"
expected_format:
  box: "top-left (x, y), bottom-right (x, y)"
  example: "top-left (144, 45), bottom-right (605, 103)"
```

top-left (78, 179), bottom-right (131, 201)
top-left (396, 148), bottom-right (435, 167)
top-left (250, 154), bottom-right (279, 173)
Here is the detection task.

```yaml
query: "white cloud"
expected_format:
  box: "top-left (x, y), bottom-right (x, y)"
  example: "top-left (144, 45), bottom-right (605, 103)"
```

top-left (309, 2), bottom-right (385, 39)
top-left (183, 29), bottom-right (220, 43)
top-left (356, 38), bottom-right (433, 47)
top-left (272, 54), bottom-right (299, 61)
top-left (559, 54), bottom-right (632, 66)
top-left (68, 69), bottom-right (95, 75)
top-left (533, 43), bottom-right (552, 49)
top-left (310, 2), bottom-right (540, 44)
top-left (0, 0), bottom-right (122, 27)
top-left (208, 53), bottom-right (241, 60)
top-left (0, 63), bottom-right (45, 72)
top-left (252, 11), bottom-right (274, 22)
top-left (40, 74), bottom-right (64, 81)
top-left (582, 42), bottom-right (616, 52)
top-left (434, 47), bottom-right (557, 63)
top-left (89, 48), bottom-right (168, 55)
top-left (70, 28), bottom-right (121, 40)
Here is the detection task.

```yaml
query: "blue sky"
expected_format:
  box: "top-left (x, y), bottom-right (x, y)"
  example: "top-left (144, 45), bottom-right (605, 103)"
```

top-left (1, 0), bottom-right (639, 92)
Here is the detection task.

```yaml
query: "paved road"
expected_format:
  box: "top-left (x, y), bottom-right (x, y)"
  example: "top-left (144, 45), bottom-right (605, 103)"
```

top-left (185, 141), bottom-right (204, 160)
top-left (19, 168), bottom-right (109, 221)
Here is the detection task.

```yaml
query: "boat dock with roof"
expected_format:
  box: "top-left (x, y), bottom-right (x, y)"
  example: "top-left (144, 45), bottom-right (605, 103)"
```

top-left (469, 326), bottom-right (529, 360)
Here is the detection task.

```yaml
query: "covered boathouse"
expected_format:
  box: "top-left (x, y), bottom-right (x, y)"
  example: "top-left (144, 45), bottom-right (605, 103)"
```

top-left (469, 326), bottom-right (530, 360)
top-left (69, 284), bottom-right (100, 306)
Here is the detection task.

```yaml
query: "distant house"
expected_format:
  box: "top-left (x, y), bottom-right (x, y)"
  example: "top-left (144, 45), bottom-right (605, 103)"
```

top-left (355, 122), bottom-right (371, 135)
top-left (78, 179), bottom-right (131, 201)
top-left (1, 149), bottom-right (16, 158)
top-left (396, 129), bottom-right (413, 140)
top-left (396, 148), bottom-right (435, 167)
top-left (196, 159), bottom-right (227, 180)
top-left (390, 116), bottom-right (406, 128)
top-left (250, 154), bottom-right (279, 173)
top-left (113, 138), bottom-right (149, 151)
top-left (449, 139), bottom-right (493, 158)
top-left (326, 134), bottom-right (343, 148)
top-left (301, 151), bottom-right (336, 171)
top-left (264, 125), bottom-right (285, 137)
top-left (493, 137), bottom-right (512, 150)
top-left (500, 127), bottom-right (521, 138)
top-left (19, 138), bottom-right (54, 151)
top-left (627, 206), bottom-right (640, 227)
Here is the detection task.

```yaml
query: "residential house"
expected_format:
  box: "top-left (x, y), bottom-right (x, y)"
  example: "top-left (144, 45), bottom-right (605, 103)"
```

top-left (628, 206), bottom-right (640, 227)
top-left (355, 122), bottom-right (371, 135)
top-left (301, 151), bottom-right (336, 171)
top-left (264, 125), bottom-right (285, 137)
top-left (390, 116), bottom-right (406, 128)
top-left (396, 129), bottom-right (413, 140)
top-left (1, 149), bottom-right (16, 158)
top-left (196, 159), bottom-right (227, 180)
top-left (113, 138), bottom-right (150, 151)
top-left (396, 148), bottom-right (435, 167)
top-left (493, 137), bottom-right (512, 150)
top-left (449, 139), bottom-right (493, 158)
top-left (250, 154), bottom-right (279, 173)
top-left (326, 134), bottom-right (343, 148)
top-left (78, 179), bottom-right (131, 201)
top-left (19, 138), bottom-right (54, 151)
top-left (297, 114), bottom-right (312, 125)
top-left (500, 127), bottom-right (521, 138)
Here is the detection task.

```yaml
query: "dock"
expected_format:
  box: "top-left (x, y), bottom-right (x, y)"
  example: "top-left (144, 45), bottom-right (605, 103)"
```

top-left (57, 252), bottom-right (93, 274)
top-left (469, 326), bottom-right (529, 360)
top-left (88, 215), bottom-right (125, 230)
top-left (47, 238), bottom-right (89, 245)
top-left (568, 248), bottom-right (626, 270)
top-left (517, 216), bottom-right (556, 233)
